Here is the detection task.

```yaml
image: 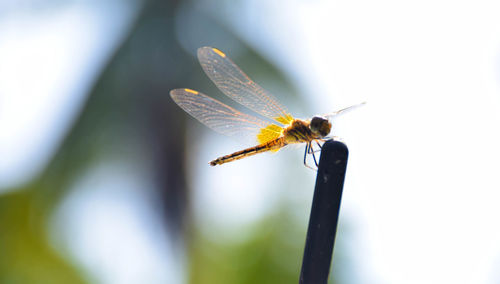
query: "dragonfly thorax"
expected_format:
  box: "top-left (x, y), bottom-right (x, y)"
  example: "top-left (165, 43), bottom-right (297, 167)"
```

top-left (309, 116), bottom-right (331, 138)
top-left (282, 117), bottom-right (331, 144)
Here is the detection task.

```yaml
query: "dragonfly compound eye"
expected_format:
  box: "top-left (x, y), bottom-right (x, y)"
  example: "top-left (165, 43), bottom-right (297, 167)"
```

top-left (309, 116), bottom-right (331, 138)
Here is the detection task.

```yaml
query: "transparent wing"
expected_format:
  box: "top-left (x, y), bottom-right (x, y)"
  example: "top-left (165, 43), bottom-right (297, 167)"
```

top-left (323, 102), bottom-right (367, 120)
top-left (170, 88), bottom-right (282, 145)
top-left (197, 47), bottom-right (294, 125)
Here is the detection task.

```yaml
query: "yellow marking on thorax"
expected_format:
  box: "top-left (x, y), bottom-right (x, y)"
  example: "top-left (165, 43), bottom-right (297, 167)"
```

top-left (184, 88), bottom-right (198, 94)
top-left (212, 48), bottom-right (226, 58)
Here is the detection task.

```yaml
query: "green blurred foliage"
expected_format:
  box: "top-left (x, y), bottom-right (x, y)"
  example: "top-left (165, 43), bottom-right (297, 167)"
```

top-left (188, 206), bottom-right (340, 284)
top-left (189, 210), bottom-right (305, 284)
top-left (0, 191), bottom-right (86, 284)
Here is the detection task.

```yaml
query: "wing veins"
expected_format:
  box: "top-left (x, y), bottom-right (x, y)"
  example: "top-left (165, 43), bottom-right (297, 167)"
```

top-left (169, 89), bottom-right (275, 144)
top-left (197, 47), bottom-right (292, 123)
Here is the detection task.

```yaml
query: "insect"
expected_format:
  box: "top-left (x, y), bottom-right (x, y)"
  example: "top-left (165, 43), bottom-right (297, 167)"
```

top-left (170, 47), bottom-right (363, 168)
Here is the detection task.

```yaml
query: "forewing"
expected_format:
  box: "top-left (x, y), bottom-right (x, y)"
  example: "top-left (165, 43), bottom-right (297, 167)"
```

top-left (170, 88), bottom-right (277, 145)
top-left (197, 47), bottom-right (294, 125)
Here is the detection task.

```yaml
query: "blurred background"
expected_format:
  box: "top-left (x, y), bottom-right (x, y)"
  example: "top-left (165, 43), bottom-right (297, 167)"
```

top-left (1, 0), bottom-right (500, 283)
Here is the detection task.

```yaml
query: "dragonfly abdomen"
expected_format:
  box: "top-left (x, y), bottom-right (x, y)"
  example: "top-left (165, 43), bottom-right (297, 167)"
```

top-left (210, 137), bottom-right (286, 166)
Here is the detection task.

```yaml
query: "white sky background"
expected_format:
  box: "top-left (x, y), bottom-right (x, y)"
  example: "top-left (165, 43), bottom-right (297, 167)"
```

top-left (193, 0), bottom-right (500, 283)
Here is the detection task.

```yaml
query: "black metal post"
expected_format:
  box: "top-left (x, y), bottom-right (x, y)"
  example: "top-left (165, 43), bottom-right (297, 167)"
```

top-left (299, 140), bottom-right (349, 284)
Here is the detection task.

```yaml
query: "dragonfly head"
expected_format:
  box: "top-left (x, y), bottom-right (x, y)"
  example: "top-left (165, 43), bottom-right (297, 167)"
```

top-left (309, 116), bottom-right (331, 138)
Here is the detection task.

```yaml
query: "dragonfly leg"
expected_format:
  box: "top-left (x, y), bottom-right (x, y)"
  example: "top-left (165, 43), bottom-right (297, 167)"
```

top-left (309, 142), bottom-right (320, 155)
top-left (303, 142), bottom-right (317, 170)
top-left (303, 143), bottom-right (309, 166)
top-left (311, 148), bottom-right (319, 167)
top-left (309, 140), bottom-right (323, 154)
top-left (315, 140), bottom-right (323, 149)
top-left (307, 141), bottom-right (319, 167)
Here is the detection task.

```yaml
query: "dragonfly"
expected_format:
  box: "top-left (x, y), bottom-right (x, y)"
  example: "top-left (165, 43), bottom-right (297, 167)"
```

top-left (170, 47), bottom-right (364, 168)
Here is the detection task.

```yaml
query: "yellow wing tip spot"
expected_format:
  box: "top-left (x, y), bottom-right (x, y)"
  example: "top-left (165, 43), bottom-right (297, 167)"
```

top-left (184, 88), bottom-right (199, 94)
top-left (212, 48), bottom-right (226, 58)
